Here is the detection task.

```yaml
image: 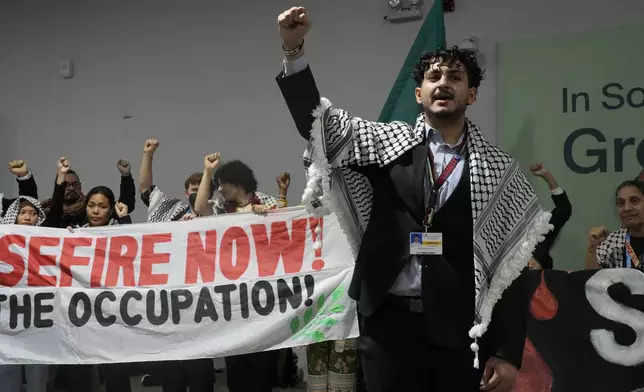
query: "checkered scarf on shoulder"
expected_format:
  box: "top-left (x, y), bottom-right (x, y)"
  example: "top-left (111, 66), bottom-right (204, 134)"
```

top-left (596, 227), bottom-right (627, 268)
top-left (1, 196), bottom-right (46, 225)
top-left (301, 98), bottom-right (552, 368)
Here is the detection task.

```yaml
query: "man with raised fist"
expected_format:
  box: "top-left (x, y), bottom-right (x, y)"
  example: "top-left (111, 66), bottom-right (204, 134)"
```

top-left (275, 6), bottom-right (551, 392)
top-left (1, 159), bottom-right (38, 219)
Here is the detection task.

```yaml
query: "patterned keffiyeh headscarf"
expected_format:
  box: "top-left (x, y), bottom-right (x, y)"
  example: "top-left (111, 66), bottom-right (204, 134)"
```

top-left (301, 98), bottom-right (552, 368)
top-left (1, 196), bottom-right (47, 226)
top-left (596, 227), bottom-right (627, 268)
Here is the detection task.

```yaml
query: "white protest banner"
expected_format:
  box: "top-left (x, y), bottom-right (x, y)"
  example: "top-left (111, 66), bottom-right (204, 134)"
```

top-left (0, 206), bottom-right (358, 364)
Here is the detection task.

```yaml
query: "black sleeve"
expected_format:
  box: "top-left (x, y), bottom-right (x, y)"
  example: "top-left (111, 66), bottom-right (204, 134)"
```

top-left (117, 215), bottom-right (132, 225)
top-left (17, 174), bottom-right (39, 199)
top-left (532, 191), bottom-right (572, 265)
top-left (548, 191), bottom-right (572, 231)
top-left (487, 268), bottom-right (531, 369)
top-left (276, 65), bottom-right (322, 140)
top-left (41, 182), bottom-right (67, 228)
top-left (119, 174), bottom-right (136, 214)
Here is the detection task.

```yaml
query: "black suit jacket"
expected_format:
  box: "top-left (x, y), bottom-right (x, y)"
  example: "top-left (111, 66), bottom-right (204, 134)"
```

top-left (276, 65), bottom-right (529, 368)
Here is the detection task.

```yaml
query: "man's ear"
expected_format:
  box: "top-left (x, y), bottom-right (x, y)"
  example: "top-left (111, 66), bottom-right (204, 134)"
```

top-left (467, 87), bottom-right (478, 105)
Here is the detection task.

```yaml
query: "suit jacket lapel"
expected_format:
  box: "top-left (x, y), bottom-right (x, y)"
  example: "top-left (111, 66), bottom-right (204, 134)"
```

top-left (412, 141), bottom-right (428, 220)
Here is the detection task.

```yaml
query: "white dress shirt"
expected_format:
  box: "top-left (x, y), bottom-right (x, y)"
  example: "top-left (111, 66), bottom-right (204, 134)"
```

top-left (283, 56), bottom-right (466, 296)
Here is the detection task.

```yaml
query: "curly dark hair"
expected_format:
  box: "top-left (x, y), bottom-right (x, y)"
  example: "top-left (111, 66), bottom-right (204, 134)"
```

top-left (412, 46), bottom-right (485, 88)
top-left (213, 160), bottom-right (258, 194)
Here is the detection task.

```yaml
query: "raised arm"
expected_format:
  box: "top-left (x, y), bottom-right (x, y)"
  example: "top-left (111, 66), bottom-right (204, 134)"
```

top-left (194, 153), bottom-right (220, 217)
top-left (276, 172), bottom-right (290, 208)
top-left (275, 7), bottom-right (405, 170)
top-left (586, 226), bottom-right (608, 269)
top-left (139, 139), bottom-right (159, 199)
top-left (117, 159), bottom-right (136, 214)
top-left (3, 160), bottom-right (38, 216)
top-left (42, 157), bottom-right (71, 228)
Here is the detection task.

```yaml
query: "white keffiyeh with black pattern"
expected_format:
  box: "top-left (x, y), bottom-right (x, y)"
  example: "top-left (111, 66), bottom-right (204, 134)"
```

top-left (1, 196), bottom-right (46, 225)
top-left (301, 98), bottom-right (552, 367)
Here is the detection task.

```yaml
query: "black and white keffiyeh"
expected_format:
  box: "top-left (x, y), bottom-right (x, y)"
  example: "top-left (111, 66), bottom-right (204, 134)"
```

top-left (596, 227), bottom-right (627, 268)
top-left (302, 98), bottom-right (552, 367)
top-left (147, 187), bottom-right (191, 223)
top-left (1, 196), bottom-right (46, 225)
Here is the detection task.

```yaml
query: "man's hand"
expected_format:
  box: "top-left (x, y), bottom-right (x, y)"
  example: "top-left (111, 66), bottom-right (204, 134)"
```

top-left (276, 172), bottom-right (291, 194)
top-left (57, 157), bottom-right (71, 174)
top-left (529, 163), bottom-right (549, 177)
top-left (180, 213), bottom-right (195, 221)
top-left (252, 204), bottom-right (270, 216)
top-left (278, 7), bottom-right (311, 50)
top-left (114, 202), bottom-right (129, 218)
top-left (117, 159), bottom-right (131, 175)
top-left (204, 153), bottom-right (221, 171)
top-left (480, 357), bottom-right (517, 392)
top-left (144, 139), bottom-right (159, 154)
top-left (588, 226), bottom-right (608, 250)
top-left (8, 160), bottom-right (29, 177)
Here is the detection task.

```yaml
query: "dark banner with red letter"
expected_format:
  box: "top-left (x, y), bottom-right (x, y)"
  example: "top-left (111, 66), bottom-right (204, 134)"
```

top-left (516, 269), bottom-right (644, 392)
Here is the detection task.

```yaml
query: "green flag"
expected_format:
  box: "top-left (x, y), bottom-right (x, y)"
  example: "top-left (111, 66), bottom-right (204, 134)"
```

top-left (377, 0), bottom-right (446, 124)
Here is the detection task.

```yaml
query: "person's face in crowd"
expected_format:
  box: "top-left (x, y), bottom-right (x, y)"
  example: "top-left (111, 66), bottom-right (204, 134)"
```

top-left (64, 173), bottom-right (82, 201)
top-left (218, 181), bottom-right (246, 204)
top-left (617, 185), bottom-right (644, 230)
top-left (16, 201), bottom-right (39, 226)
top-left (86, 194), bottom-right (113, 227)
top-left (185, 183), bottom-right (200, 198)
top-left (415, 59), bottom-right (477, 120)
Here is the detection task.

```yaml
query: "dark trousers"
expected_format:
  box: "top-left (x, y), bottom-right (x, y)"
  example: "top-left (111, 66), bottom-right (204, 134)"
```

top-left (161, 358), bottom-right (214, 392)
top-left (103, 363), bottom-right (132, 392)
top-left (225, 350), bottom-right (279, 392)
top-left (55, 365), bottom-right (93, 392)
top-left (360, 300), bottom-right (487, 392)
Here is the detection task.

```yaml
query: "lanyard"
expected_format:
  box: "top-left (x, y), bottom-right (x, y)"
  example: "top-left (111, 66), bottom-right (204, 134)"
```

top-left (423, 140), bottom-right (465, 230)
top-left (625, 233), bottom-right (641, 269)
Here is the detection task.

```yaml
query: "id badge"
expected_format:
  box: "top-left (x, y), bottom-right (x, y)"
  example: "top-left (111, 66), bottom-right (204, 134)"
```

top-left (410, 232), bottom-right (443, 255)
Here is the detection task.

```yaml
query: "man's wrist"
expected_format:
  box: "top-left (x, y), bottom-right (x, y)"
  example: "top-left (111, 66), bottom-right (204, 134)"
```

top-left (121, 172), bottom-right (132, 177)
top-left (16, 172), bottom-right (32, 181)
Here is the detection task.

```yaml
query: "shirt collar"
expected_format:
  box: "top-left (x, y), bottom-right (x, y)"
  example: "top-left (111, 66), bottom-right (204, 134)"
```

top-left (425, 123), bottom-right (466, 148)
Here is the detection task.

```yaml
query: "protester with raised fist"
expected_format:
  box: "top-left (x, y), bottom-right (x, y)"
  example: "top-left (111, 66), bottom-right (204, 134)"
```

top-left (40, 158), bottom-right (135, 227)
top-left (586, 180), bottom-right (644, 270)
top-left (527, 163), bottom-right (572, 270)
top-left (0, 157), bottom-right (74, 392)
top-left (193, 153), bottom-right (286, 217)
top-left (138, 139), bottom-right (215, 391)
top-left (139, 138), bottom-right (202, 222)
top-left (275, 6), bottom-right (551, 392)
top-left (1, 159), bottom-right (39, 219)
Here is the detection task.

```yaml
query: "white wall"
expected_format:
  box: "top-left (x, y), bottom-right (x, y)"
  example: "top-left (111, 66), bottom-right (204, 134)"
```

top-left (1, 0), bottom-right (643, 222)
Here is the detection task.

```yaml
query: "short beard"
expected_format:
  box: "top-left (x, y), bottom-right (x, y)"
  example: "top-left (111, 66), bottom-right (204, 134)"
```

top-left (425, 104), bottom-right (467, 124)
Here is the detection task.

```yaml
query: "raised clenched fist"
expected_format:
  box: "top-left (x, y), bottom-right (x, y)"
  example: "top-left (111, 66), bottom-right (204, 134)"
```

top-left (588, 226), bottom-right (608, 249)
top-left (204, 153), bottom-right (221, 171)
top-left (57, 157), bottom-right (71, 174)
top-left (117, 159), bottom-right (131, 175)
top-left (114, 202), bottom-right (129, 218)
top-left (276, 172), bottom-right (291, 192)
top-left (529, 163), bottom-right (550, 177)
top-left (278, 7), bottom-right (311, 51)
top-left (7, 160), bottom-right (29, 177)
top-left (144, 139), bottom-right (159, 153)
